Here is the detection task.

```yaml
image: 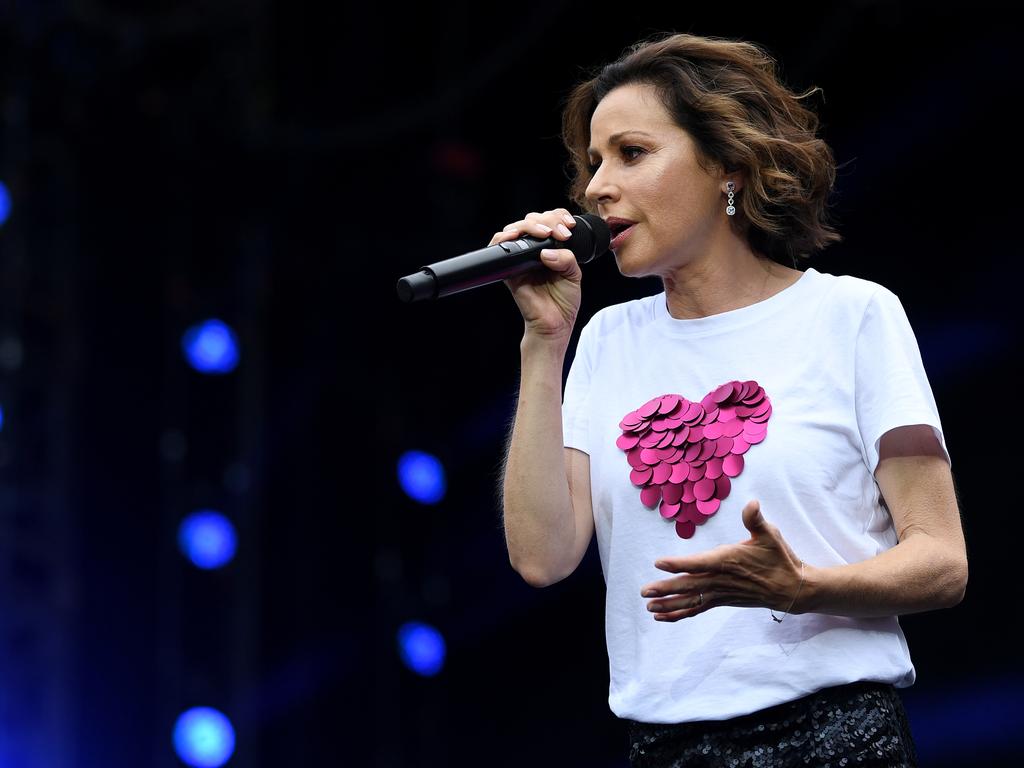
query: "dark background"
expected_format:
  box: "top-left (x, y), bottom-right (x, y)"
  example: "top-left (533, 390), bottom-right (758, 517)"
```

top-left (0, 1), bottom-right (1017, 766)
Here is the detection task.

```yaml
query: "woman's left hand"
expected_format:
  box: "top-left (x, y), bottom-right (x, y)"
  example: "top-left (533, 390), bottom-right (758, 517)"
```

top-left (640, 500), bottom-right (805, 621)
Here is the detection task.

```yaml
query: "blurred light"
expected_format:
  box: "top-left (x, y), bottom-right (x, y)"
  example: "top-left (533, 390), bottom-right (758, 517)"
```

top-left (178, 510), bottom-right (237, 569)
top-left (397, 621), bottom-right (446, 677)
top-left (904, 676), bottom-right (1024, 764)
top-left (172, 707), bottom-right (235, 768)
top-left (182, 319), bottom-right (239, 374)
top-left (0, 403), bottom-right (4, 431)
top-left (397, 450), bottom-right (446, 504)
top-left (0, 181), bottom-right (11, 226)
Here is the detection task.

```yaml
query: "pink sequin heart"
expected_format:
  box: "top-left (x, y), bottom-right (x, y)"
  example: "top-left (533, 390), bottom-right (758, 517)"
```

top-left (615, 380), bottom-right (772, 539)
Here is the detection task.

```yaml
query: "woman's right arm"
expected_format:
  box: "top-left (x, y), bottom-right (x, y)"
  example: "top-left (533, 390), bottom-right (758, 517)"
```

top-left (491, 207), bottom-right (591, 586)
top-left (504, 335), bottom-right (594, 587)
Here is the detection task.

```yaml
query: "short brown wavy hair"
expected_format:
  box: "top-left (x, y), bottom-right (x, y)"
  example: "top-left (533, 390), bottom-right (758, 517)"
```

top-left (560, 32), bottom-right (843, 267)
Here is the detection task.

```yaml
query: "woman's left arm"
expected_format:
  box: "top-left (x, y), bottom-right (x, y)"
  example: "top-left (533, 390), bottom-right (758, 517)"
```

top-left (641, 424), bottom-right (968, 620)
top-left (800, 423), bottom-right (968, 617)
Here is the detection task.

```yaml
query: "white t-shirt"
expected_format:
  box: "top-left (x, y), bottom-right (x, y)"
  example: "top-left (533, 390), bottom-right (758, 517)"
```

top-left (561, 266), bottom-right (950, 724)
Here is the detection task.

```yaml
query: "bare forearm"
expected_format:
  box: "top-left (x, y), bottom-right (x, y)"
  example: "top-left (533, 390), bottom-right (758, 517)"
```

top-left (502, 334), bottom-right (575, 586)
top-left (798, 533), bottom-right (968, 618)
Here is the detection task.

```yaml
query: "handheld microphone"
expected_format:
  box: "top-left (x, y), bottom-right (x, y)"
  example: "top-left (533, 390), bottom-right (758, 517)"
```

top-left (396, 214), bottom-right (609, 302)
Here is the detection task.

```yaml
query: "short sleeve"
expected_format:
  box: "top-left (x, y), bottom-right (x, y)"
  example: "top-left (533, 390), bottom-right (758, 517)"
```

top-left (562, 321), bottom-right (593, 455)
top-left (855, 287), bottom-right (951, 475)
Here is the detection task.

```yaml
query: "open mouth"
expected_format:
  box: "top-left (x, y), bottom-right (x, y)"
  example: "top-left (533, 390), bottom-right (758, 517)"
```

top-left (610, 223), bottom-right (637, 248)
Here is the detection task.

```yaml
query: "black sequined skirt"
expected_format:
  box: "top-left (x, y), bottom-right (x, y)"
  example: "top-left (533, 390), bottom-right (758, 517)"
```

top-left (624, 680), bottom-right (918, 767)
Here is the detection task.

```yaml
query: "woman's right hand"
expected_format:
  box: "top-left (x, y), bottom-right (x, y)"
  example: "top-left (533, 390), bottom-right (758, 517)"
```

top-left (490, 208), bottom-right (583, 343)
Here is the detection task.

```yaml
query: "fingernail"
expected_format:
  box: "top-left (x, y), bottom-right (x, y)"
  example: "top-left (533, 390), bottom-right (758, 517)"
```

top-left (538, 224), bottom-right (552, 233)
top-left (563, 214), bottom-right (575, 225)
top-left (557, 224), bottom-right (571, 237)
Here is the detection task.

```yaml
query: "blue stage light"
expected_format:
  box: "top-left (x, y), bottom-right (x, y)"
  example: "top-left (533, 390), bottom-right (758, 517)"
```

top-left (182, 319), bottom-right (239, 374)
top-left (0, 181), bottom-right (10, 226)
top-left (0, 403), bottom-right (4, 431)
top-left (172, 707), bottom-right (235, 768)
top-left (178, 510), bottom-right (237, 569)
top-left (397, 621), bottom-right (446, 677)
top-left (904, 677), bottom-right (1024, 764)
top-left (397, 450), bottom-right (446, 504)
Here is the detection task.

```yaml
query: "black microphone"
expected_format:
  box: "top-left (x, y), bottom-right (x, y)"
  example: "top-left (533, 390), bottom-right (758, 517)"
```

top-left (396, 213), bottom-right (610, 302)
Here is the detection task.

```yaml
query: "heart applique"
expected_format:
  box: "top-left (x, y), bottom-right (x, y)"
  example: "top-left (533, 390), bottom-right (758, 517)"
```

top-left (615, 380), bottom-right (772, 539)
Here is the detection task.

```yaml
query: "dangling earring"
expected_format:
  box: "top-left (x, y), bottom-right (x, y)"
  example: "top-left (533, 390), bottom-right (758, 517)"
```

top-left (726, 181), bottom-right (736, 216)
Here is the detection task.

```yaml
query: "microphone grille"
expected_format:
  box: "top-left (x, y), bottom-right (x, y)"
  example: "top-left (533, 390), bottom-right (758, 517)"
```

top-left (572, 214), bottom-right (611, 264)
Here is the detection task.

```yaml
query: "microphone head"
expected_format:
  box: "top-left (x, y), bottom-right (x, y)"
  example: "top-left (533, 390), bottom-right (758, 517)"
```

top-left (570, 214), bottom-right (611, 264)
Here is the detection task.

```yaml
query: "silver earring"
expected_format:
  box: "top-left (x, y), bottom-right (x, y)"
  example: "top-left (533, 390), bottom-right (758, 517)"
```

top-left (726, 181), bottom-right (736, 216)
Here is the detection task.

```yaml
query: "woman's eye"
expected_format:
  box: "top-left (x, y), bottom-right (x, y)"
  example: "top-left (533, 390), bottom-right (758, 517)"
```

top-left (587, 146), bottom-right (644, 173)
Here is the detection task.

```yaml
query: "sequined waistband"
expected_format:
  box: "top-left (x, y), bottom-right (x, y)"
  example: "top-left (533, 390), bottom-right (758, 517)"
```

top-left (623, 681), bottom-right (918, 767)
top-left (625, 680), bottom-right (897, 734)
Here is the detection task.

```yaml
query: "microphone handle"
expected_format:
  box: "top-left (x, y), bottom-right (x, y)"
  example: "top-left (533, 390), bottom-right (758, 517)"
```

top-left (397, 233), bottom-right (558, 302)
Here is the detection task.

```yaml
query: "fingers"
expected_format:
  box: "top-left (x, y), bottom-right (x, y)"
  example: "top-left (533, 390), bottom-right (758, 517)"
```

top-left (642, 573), bottom-right (711, 600)
top-left (489, 208), bottom-right (577, 246)
top-left (488, 229), bottom-right (522, 247)
top-left (648, 590), bottom-right (712, 621)
top-left (742, 499), bottom-right (770, 534)
top-left (642, 562), bottom-right (744, 619)
top-left (527, 208), bottom-right (577, 230)
top-left (539, 248), bottom-right (581, 281)
top-left (488, 209), bottom-right (581, 280)
top-left (653, 546), bottom-right (729, 575)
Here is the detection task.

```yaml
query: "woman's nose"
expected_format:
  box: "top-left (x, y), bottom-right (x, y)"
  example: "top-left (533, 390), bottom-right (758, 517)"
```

top-left (585, 165), bottom-right (617, 205)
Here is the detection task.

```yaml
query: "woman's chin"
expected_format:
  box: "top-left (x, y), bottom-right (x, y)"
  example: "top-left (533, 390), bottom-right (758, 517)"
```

top-left (613, 251), bottom-right (647, 277)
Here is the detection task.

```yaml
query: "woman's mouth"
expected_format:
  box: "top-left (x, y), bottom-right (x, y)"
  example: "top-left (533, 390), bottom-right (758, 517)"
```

top-left (610, 223), bottom-right (637, 250)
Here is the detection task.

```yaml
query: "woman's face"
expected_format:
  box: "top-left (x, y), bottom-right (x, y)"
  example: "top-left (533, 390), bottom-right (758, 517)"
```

top-left (584, 83), bottom-right (728, 278)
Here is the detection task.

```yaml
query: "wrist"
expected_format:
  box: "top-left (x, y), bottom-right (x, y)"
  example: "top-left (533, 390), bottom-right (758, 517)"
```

top-left (521, 331), bottom-right (571, 358)
top-left (793, 562), bottom-right (826, 615)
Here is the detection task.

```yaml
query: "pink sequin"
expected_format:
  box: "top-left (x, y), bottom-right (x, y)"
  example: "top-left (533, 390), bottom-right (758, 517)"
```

top-left (616, 380), bottom-right (772, 539)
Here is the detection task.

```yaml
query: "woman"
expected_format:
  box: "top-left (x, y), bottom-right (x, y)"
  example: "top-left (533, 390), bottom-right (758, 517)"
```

top-left (497, 32), bottom-right (966, 767)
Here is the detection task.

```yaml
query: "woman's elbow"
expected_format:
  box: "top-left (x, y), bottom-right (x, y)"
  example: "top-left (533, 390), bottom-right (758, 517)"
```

top-left (942, 552), bottom-right (968, 608)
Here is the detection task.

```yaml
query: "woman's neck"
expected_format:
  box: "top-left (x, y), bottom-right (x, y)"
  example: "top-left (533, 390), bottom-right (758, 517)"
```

top-left (662, 247), bottom-right (799, 320)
